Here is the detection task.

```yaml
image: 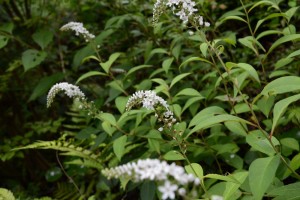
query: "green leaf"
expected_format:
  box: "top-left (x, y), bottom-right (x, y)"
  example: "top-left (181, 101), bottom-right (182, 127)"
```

top-left (283, 153), bottom-right (300, 179)
top-left (216, 16), bottom-right (247, 28)
top-left (76, 71), bottom-right (108, 84)
top-left (140, 181), bottom-right (156, 200)
top-left (162, 57), bottom-right (174, 74)
top-left (100, 52), bottom-right (122, 73)
top-left (22, 49), bottom-right (47, 72)
top-left (204, 174), bottom-right (240, 184)
top-left (163, 150), bottom-right (185, 161)
top-left (102, 121), bottom-right (116, 136)
top-left (96, 113), bottom-right (117, 126)
top-left (234, 63), bottom-right (260, 84)
top-left (257, 95), bottom-right (275, 118)
top-left (115, 96), bottom-right (129, 114)
top-left (280, 138), bottom-right (299, 151)
top-left (246, 130), bottom-right (279, 156)
top-left (260, 76), bottom-right (300, 96)
top-left (126, 65), bottom-right (152, 77)
top-left (254, 13), bottom-right (285, 33)
top-left (200, 42), bottom-right (209, 57)
top-left (179, 56), bottom-right (213, 70)
top-left (0, 23), bottom-right (13, 49)
top-left (224, 121), bottom-right (248, 137)
top-left (223, 171), bottom-right (248, 200)
top-left (28, 73), bottom-right (64, 102)
top-left (32, 28), bottom-right (53, 49)
top-left (175, 88), bottom-right (203, 97)
top-left (188, 114), bottom-right (254, 137)
top-left (113, 135), bottom-right (127, 161)
top-left (249, 155), bottom-right (280, 200)
top-left (256, 30), bottom-right (282, 40)
top-left (249, 0), bottom-right (280, 13)
top-left (189, 106), bottom-right (226, 127)
top-left (238, 36), bottom-right (258, 55)
top-left (267, 34), bottom-right (300, 56)
top-left (275, 57), bottom-right (294, 69)
top-left (285, 6), bottom-right (299, 22)
top-left (271, 94), bottom-right (300, 135)
top-left (268, 181), bottom-right (300, 199)
top-left (170, 73), bottom-right (191, 88)
top-left (185, 163), bottom-right (203, 179)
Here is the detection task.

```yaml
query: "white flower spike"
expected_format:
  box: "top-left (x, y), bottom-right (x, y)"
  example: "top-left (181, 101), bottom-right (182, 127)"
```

top-left (47, 82), bottom-right (85, 108)
top-left (60, 21), bottom-right (95, 41)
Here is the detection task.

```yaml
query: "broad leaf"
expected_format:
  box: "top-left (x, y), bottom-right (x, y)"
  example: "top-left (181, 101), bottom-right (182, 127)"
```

top-left (76, 71), bottom-right (108, 84)
top-left (271, 94), bottom-right (300, 135)
top-left (22, 49), bottom-right (47, 72)
top-left (249, 155), bottom-right (280, 200)
top-left (113, 135), bottom-right (127, 161)
top-left (185, 163), bottom-right (203, 179)
top-left (100, 52), bottom-right (122, 73)
top-left (260, 76), bottom-right (300, 96)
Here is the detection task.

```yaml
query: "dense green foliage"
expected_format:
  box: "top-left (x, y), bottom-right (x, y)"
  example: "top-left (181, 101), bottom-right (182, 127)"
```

top-left (1, 0), bottom-right (300, 199)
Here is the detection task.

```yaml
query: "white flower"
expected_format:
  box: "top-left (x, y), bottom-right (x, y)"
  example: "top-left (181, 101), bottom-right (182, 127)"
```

top-left (60, 21), bottom-right (95, 41)
top-left (47, 82), bottom-right (85, 108)
top-left (158, 181), bottom-right (178, 200)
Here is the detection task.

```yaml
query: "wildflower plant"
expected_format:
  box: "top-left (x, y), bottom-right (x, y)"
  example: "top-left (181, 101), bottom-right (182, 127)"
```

top-left (6, 0), bottom-right (300, 199)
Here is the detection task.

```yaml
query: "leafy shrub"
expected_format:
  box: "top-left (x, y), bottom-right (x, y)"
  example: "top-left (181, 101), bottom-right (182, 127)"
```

top-left (1, 0), bottom-right (300, 199)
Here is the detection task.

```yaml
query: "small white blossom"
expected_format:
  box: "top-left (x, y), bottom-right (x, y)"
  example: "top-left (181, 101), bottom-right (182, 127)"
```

top-left (60, 21), bottom-right (95, 41)
top-left (158, 180), bottom-right (178, 200)
top-left (47, 82), bottom-right (85, 108)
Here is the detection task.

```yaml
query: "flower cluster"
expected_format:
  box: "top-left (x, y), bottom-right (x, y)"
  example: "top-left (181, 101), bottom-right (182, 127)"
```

top-left (126, 90), bottom-right (176, 130)
top-left (60, 22), bottom-right (95, 41)
top-left (47, 82), bottom-right (85, 108)
top-left (153, 0), bottom-right (210, 27)
top-left (102, 159), bottom-right (200, 199)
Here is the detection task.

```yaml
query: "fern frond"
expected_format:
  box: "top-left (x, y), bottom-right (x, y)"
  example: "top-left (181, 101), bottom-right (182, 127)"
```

top-left (13, 141), bottom-right (102, 169)
top-left (0, 188), bottom-right (15, 200)
top-left (54, 182), bottom-right (83, 200)
top-left (65, 158), bottom-right (103, 170)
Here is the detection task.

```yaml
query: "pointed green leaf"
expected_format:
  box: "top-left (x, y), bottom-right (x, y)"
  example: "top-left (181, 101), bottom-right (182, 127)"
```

top-left (189, 106), bottom-right (226, 128)
top-left (188, 114), bottom-right (254, 137)
top-left (170, 73), bottom-right (191, 88)
top-left (0, 23), bottom-right (14, 49)
top-left (179, 57), bottom-right (213, 70)
top-left (175, 88), bottom-right (203, 97)
top-left (246, 130), bottom-right (279, 156)
top-left (249, 155), bottom-right (280, 200)
top-left (162, 57), bottom-right (174, 74)
top-left (100, 52), bottom-right (122, 73)
top-left (260, 76), bottom-right (300, 96)
top-left (163, 150), bottom-right (185, 161)
top-left (126, 65), bottom-right (152, 77)
top-left (76, 71), bottom-right (108, 84)
top-left (267, 34), bottom-right (300, 56)
top-left (223, 171), bottom-right (248, 200)
top-left (204, 174), bottom-right (240, 184)
top-left (113, 135), bottom-right (127, 161)
top-left (185, 163), bottom-right (203, 179)
top-left (32, 28), bottom-right (53, 49)
top-left (271, 94), bottom-right (300, 135)
top-left (96, 113), bottom-right (117, 126)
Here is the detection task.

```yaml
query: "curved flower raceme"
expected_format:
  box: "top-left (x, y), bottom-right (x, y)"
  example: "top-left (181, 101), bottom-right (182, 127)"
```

top-left (47, 82), bottom-right (85, 108)
top-left (153, 0), bottom-right (210, 27)
top-left (101, 159), bottom-right (200, 199)
top-left (60, 21), bottom-right (95, 41)
top-left (126, 90), bottom-right (176, 131)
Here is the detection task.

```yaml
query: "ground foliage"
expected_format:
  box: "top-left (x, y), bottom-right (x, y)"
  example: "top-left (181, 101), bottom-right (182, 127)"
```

top-left (1, 0), bottom-right (300, 199)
